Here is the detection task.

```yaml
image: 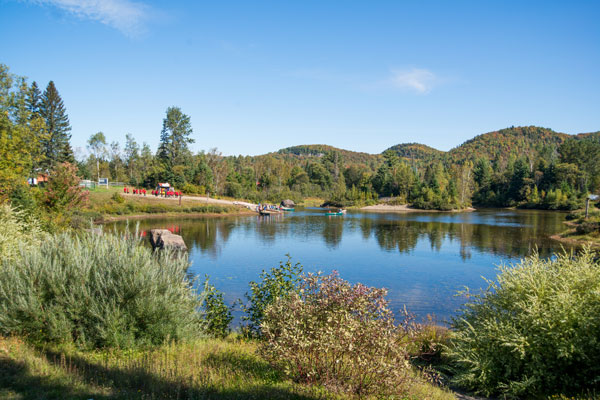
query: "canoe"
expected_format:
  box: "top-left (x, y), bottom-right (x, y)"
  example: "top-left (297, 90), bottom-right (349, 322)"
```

top-left (281, 206), bottom-right (295, 211)
top-left (325, 209), bottom-right (346, 216)
top-left (259, 209), bottom-right (283, 216)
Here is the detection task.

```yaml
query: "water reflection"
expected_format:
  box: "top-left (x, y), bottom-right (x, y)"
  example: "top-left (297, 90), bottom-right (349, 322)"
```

top-left (117, 209), bottom-right (570, 262)
top-left (110, 209), bottom-right (572, 322)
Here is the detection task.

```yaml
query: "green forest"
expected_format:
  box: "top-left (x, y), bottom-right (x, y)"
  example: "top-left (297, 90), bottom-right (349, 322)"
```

top-left (2, 63), bottom-right (599, 212)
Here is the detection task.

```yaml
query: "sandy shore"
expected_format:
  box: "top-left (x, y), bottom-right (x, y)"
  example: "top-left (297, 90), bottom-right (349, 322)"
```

top-left (360, 204), bottom-right (476, 213)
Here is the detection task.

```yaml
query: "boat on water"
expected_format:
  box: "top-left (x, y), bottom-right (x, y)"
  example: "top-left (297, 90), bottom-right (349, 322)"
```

top-left (281, 206), bottom-right (295, 211)
top-left (259, 209), bottom-right (283, 216)
top-left (326, 209), bottom-right (346, 216)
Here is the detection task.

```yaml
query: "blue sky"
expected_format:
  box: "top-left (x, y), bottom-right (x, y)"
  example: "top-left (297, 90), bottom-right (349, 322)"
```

top-left (1, 0), bottom-right (599, 157)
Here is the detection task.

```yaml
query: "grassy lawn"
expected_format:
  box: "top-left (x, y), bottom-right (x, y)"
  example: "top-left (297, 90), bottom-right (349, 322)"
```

top-left (80, 186), bottom-right (247, 222)
top-left (0, 336), bottom-right (455, 400)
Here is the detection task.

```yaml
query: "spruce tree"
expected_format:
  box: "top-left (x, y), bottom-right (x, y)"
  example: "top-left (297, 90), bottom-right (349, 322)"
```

top-left (40, 81), bottom-right (74, 167)
top-left (26, 81), bottom-right (42, 117)
top-left (26, 81), bottom-right (49, 174)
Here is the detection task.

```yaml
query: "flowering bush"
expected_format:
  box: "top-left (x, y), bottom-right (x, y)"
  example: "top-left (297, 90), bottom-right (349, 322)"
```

top-left (260, 271), bottom-right (413, 396)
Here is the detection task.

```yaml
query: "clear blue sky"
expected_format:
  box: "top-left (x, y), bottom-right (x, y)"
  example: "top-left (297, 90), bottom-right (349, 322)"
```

top-left (1, 0), bottom-right (599, 157)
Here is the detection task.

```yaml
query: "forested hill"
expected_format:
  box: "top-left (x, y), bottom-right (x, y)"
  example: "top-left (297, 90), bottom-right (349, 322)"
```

top-left (383, 143), bottom-right (444, 164)
top-left (268, 126), bottom-right (593, 168)
top-left (575, 131), bottom-right (600, 141)
top-left (446, 126), bottom-right (571, 164)
top-left (275, 145), bottom-right (381, 166)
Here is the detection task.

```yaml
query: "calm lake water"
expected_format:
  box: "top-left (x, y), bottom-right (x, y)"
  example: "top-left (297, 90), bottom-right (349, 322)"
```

top-left (111, 208), bottom-right (571, 325)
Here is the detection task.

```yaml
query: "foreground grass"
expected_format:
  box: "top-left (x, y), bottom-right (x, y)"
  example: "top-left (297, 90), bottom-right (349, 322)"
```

top-left (0, 336), bottom-right (455, 400)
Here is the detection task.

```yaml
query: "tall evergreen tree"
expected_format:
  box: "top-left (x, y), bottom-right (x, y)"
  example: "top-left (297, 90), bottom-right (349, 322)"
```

top-left (157, 106), bottom-right (194, 167)
top-left (26, 81), bottom-right (48, 175)
top-left (26, 81), bottom-right (42, 118)
top-left (40, 81), bottom-right (73, 167)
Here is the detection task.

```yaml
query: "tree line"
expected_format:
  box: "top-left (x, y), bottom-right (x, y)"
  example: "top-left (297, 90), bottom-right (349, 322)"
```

top-left (2, 63), bottom-right (599, 211)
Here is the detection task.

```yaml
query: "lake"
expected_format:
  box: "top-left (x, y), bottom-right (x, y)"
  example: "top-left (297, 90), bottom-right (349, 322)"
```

top-left (110, 208), bottom-right (571, 325)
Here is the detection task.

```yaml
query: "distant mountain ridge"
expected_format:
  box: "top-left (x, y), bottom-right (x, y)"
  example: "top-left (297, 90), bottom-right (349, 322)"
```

top-left (266, 126), bottom-right (596, 166)
top-left (275, 144), bottom-right (382, 165)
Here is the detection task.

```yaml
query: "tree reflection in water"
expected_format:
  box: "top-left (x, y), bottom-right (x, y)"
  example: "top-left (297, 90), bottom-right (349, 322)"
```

top-left (109, 210), bottom-right (574, 322)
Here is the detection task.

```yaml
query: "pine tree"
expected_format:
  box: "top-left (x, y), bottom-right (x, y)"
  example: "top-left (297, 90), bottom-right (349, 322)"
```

top-left (40, 81), bottom-right (74, 168)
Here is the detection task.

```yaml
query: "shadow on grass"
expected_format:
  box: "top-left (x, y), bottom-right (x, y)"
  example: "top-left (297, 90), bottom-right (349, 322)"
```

top-left (0, 355), bottom-right (110, 400)
top-left (0, 348), bottom-right (325, 400)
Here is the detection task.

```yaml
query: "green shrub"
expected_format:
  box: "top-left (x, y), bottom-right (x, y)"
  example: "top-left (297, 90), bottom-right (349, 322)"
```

top-left (575, 221), bottom-right (600, 235)
top-left (242, 256), bottom-right (302, 336)
top-left (225, 181), bottom-right (243, 198)
top-left (260, 271), bottom-right (413, 396)
top-left (448, 248), bottom-right (600, 398)
top-left (202, 279), bottom-right (233, 338)
top-left (0, 230), bottom-right (204, 349)
top-left (181, 183), bottom-right (204, 195)
top-left (111, 191), bottom-right (125, 203)
top-left (0, 204), bottom-right (44, 263)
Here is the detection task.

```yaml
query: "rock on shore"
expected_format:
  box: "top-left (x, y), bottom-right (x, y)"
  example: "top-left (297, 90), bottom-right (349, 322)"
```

top-left (149, 229), bottom-right (188, 252)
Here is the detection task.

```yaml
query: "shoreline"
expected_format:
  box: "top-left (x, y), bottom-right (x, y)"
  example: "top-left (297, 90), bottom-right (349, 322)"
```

top-left (98, 209), bottom-right (256, 223)
top-left (549, 221), bottom-right (600, 247)
top-left (360, 204), bottom-right (476, 213)
top-left (549, 231), bottom-right (600, 248)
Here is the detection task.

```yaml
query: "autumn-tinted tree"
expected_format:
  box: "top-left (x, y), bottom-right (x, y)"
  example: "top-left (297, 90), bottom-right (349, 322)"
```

top-left (44, 162), bottom-right (88, 212)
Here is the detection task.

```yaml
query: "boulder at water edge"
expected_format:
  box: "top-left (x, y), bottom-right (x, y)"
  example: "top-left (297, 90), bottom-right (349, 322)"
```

top-left (149, 229), bottom-right (188, 252)
top-left (281, 199), bottom-right (295, 207)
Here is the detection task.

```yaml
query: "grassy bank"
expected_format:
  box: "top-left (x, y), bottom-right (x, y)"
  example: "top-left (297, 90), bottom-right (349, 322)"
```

top-left (79, 187), bottom-right (248, 223)
top-left (551, 206), bottom-right (600, 247)
top-left (0, 336), bottom-right (455, 400)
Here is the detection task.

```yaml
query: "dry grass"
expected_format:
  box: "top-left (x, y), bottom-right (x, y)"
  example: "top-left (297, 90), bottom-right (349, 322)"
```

top-left (0, 336), bottom-right (456, 400)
